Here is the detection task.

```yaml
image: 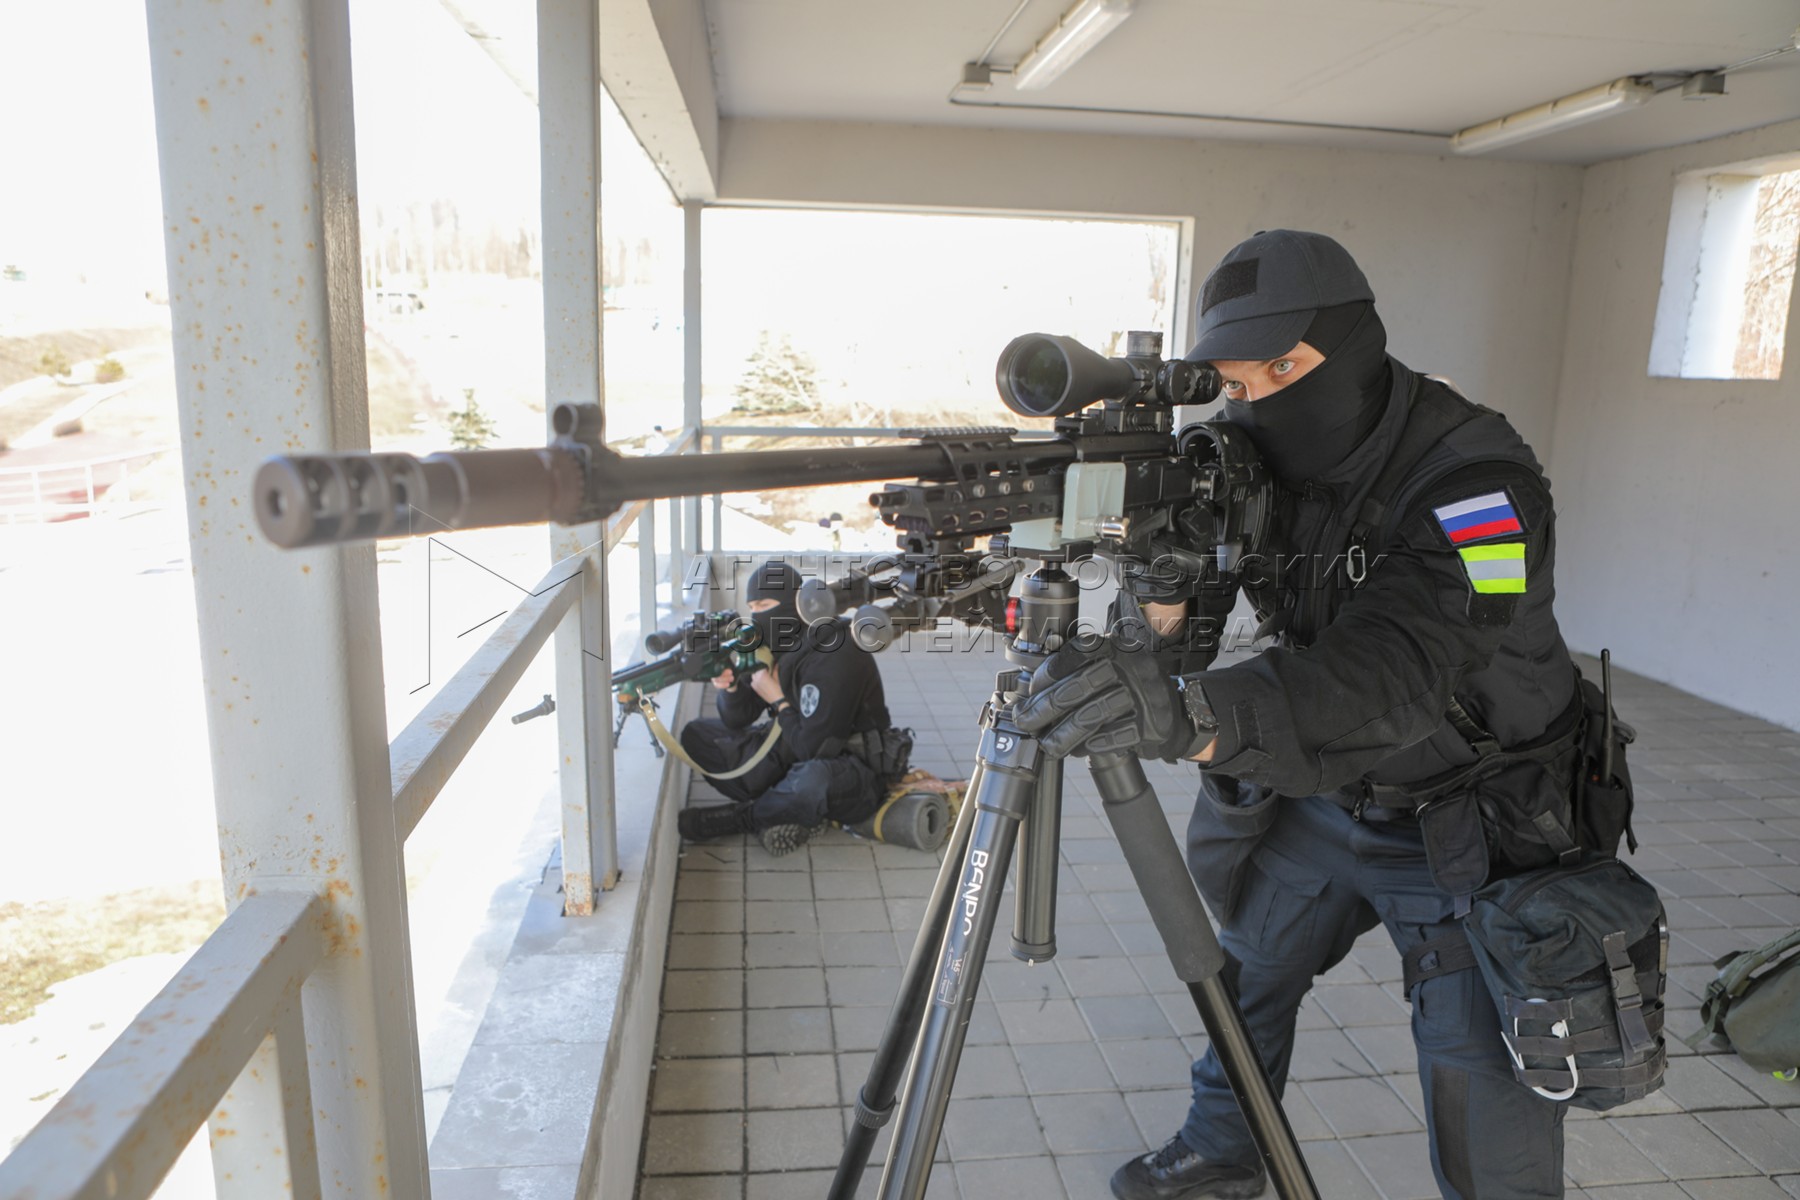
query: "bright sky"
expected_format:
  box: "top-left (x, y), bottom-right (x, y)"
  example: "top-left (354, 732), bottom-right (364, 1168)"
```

top-left (0, 0), bottom-right (1177, 419)
top-left (0, 0), bottom-right (541, 289)
top-left (0, 2), bottom-right (166, 285)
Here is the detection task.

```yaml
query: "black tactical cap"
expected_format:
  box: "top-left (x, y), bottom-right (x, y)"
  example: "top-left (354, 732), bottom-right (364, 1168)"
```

top-left (1184, 230), bottom-right (1375, 363)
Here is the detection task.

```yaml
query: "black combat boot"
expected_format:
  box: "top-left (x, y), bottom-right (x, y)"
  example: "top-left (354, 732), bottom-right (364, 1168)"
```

top-left (678, 802), bottom-right (753, 842)
top-left (1111, 1136), bottom-right (1266, 1200)
top-left (756, 823), bottom-right (814, 857)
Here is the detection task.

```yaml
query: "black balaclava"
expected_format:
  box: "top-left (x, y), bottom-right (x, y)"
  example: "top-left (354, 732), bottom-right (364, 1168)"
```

top-left (747, 560), bottom-right (807, 654)
top-left (1221, 301), bottom-right (1391, 483)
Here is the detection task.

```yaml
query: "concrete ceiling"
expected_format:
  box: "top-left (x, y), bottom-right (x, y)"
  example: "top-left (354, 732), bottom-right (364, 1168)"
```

top-left (703, 0), bottom-right (1800, 164)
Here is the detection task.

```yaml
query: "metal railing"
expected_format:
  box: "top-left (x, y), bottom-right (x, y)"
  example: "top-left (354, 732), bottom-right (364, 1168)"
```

top-left (0, 445), bottom-right (172, 523)
top-left (0, 430), bottom-right (698, 1200)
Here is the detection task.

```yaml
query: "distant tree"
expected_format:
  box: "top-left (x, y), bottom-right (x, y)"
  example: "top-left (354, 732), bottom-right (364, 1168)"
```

top-left (447, 388), bottom-right (497, 450)
top-left (39, 344), bottom-right (72, 379)
top-left (94, 356), bottom-right (125, 384)
top-left (733, 333), bottom-right (821, 415)
top-left (1145, 228), bottom-right (1171, 312)
top-left (1734, 169), bottom-right (1800, 380)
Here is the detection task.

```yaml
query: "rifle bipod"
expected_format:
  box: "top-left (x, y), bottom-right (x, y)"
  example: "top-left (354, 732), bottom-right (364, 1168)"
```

top-left (829, 566), bottom-right (1319, 1200)
top-left (612, 698), bottom-right (666, 757)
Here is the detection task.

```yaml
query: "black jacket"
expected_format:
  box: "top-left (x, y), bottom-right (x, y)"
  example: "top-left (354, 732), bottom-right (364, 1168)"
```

top-left (1197, 360), bottom-right (1575, 800)
top-left (716, 618), bottom-right (891, 766)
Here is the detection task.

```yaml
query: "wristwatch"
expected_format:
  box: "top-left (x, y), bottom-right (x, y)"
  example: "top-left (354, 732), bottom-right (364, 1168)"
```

top-left (1175, 674), bottom-right (1220, 740)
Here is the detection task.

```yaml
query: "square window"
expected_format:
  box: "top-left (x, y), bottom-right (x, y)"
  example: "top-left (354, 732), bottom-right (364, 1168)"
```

top-left (1649, 160), bottom-right (1800, 381)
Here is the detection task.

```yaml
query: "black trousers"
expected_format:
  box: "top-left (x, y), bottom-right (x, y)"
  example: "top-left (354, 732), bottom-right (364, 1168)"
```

top-left (678, 718), bottom-right (881, 829)
top-left (1181, 794), bottom-right (1566, 1199)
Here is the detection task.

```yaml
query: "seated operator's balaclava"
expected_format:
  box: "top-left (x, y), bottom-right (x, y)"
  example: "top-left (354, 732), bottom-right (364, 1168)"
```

top-left (747, 560), bottom-right (807, 653)
top-left (1184, 230), bottom-right (1392, 483)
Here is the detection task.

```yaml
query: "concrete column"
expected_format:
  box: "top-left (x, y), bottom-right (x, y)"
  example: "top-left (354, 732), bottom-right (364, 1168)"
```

top-left (144, 0), bottom-right (429, 1194)
top-left (540, 0), bottom-right (618, 908)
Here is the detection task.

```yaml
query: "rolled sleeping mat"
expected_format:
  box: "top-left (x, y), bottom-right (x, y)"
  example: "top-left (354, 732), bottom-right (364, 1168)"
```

top-left (849, 789), bottom-right (951, 852)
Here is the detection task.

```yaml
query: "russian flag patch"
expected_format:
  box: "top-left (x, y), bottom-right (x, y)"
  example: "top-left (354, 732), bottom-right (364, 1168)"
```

top-left (1433, 490), bottom-right (1522, 545)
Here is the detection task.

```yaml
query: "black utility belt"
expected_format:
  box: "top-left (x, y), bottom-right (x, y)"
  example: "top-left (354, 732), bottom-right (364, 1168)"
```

top-left (1328, 787), bottom-right (1420, 824)
top-left (1345, 686), bottom-right (1588, 820)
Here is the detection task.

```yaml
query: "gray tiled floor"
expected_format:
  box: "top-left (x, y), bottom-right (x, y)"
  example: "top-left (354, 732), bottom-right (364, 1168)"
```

top-left (637, 634), bottom-right (1800, 1198)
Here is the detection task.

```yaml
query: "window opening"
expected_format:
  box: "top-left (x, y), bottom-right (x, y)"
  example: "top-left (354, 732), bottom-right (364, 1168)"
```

top-left (1650, 161), bottom-right (1800, 381)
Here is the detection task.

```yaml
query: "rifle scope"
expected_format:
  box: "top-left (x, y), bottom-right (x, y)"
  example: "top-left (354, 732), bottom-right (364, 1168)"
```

top-left (996, 331), bottom-right (1221, 420)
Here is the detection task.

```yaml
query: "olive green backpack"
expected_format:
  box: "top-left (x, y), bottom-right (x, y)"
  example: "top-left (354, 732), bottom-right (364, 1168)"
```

top-left (1684, 928), bottom-right (1800, 1082)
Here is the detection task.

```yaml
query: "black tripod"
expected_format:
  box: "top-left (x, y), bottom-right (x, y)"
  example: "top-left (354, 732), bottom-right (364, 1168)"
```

top-left (830, 564), bottom-right (1319, 1200)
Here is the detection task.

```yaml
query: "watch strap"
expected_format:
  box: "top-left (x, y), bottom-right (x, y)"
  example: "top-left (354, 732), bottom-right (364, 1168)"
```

top-left (1178, 674), bottom-right (1219, 736)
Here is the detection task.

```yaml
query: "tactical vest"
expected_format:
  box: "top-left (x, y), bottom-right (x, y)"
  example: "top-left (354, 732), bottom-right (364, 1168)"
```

top-left (1238, 360), bottom-right (1577, 804)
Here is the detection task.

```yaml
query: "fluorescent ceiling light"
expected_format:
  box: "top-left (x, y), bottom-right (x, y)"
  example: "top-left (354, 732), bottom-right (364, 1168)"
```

top-left (1450, 77), bottom-right (1655, 154)
top-left (1012, 0), bottom-right (1135, 92)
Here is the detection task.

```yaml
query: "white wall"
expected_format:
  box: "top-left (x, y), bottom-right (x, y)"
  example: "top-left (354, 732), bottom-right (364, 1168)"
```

top-left (1549, 118), bottom-right (1800, 729)
top-left (716, 118), bottom-right (1583, 453)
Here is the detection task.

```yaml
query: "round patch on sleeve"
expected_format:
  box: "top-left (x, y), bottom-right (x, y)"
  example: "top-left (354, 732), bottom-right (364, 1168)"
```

top-left (799, 683), bottom-right (821, 717)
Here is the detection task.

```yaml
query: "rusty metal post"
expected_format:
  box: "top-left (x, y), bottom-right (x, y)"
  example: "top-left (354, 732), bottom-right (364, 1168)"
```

top-left (144, 0), bottom-right (429, 1195)
top-left (683, 199), bottom-right (704, 554)
top-left (210, 1002), bottom-right (323, 1200)
top-left (540, 0), bottom-right (618, 910)
top-left (710, 431), bottom-right (724, 553)
top-left (667, 493), bottom-right (684, 603)
top-left (638, 499), bottom-right (658, 640)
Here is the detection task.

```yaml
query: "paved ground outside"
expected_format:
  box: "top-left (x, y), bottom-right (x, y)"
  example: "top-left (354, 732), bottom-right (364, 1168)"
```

top-left (637, 632), bottom-right (1800, 1199)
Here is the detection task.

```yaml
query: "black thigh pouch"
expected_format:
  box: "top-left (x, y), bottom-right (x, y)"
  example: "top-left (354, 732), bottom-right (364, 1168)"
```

top-left (1186, 772), bottom-right (1281, 923)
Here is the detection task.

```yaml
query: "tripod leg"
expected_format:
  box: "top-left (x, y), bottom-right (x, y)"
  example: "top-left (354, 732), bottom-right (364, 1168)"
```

top-left (828, 760), bottom-right (984, 1200)
top-left (1012, 755), bottom-right (1062, 961)
top-left (877, 726), bottom-right (1039, 1200)
top-left (1087, 752), bottom-right (1320, 1200)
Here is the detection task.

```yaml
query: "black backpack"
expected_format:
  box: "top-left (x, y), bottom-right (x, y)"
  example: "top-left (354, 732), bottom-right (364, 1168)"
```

top-left (1461, 855), bottom-right (1669, 1110)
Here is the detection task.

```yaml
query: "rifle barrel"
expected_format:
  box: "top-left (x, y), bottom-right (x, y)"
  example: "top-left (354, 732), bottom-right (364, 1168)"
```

top-left (254, 437), bottom-right (1076, 549)
top-left (585, 443), bottom-right (966, 512)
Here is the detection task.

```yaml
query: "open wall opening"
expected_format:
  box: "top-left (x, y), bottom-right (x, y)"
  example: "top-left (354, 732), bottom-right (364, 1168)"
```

top-left (1649, 158), bottom-right (1800, 382)
top-left (698, 207), bottom-right (1181, 551)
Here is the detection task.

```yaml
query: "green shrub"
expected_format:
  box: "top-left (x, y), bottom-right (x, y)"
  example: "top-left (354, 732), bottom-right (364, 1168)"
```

top-left (94, 356), bottom-right (125, 384)
top-left (38, 345), bottom-right (72, 378)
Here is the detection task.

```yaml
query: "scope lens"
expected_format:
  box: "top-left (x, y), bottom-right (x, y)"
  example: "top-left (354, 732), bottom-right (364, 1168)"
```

top-left (1001, 337), bottom-right (1070, 417)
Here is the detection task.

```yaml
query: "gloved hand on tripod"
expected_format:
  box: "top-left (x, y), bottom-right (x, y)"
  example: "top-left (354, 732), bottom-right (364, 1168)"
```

top-left (1013, 620), bottom-right (1213, 761)
top-left (1114, 552), bottom-right (1242, 677)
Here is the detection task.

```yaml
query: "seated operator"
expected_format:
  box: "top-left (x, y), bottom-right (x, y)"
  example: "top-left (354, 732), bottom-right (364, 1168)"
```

top-left (1016, 230), bottom-right (1579, 1200)
top-left (676, 559), bottom-right (891, 856)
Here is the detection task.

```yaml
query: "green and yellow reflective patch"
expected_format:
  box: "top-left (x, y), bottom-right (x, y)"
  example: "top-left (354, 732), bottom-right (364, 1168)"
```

top-left (1457, 542), bottom-right (1525, 594)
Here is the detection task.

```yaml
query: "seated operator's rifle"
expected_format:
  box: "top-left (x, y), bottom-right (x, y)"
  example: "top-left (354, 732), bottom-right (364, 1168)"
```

top-left (250, 330), bottom-right (1318, 1200)
top-left (608, 609), bottom-right (765, 755)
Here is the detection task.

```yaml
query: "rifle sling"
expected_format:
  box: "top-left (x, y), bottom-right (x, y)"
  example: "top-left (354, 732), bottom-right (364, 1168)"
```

top-left (637, 694), bottom-right (784, 781)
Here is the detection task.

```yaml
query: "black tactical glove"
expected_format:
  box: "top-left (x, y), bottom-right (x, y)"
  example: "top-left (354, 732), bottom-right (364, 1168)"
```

top-left (1119, 550), bottom-right (1195, 605)
top-left (1012, 623), bottom-right (1209, 761)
